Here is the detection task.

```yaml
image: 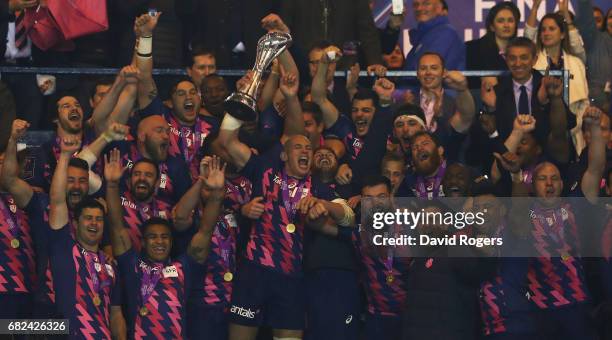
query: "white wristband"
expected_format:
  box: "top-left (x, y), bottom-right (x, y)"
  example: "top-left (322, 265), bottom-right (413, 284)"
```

top-left (221, 114), bottom-right (244, 131)
top-left (137, 36), bottom-right (153, 57)
top-left (333, 198), bottom-right (355, 227)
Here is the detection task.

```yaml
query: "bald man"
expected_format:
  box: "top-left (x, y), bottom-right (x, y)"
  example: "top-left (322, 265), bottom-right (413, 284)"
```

top-left (104, 114), bottom-right (191, 204)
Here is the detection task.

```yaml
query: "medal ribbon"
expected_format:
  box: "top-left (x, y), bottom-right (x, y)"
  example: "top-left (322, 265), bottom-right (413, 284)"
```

top-left (0, 196), bottom-right (20, 241)
top-left (415, 160), bottom-right (447, 199)
top-left (81, 248), bottom-right (109, 297)
top-left (280, 170), bottom-right (310, 222)
top-left (139, 260), bottom-right (164, 307)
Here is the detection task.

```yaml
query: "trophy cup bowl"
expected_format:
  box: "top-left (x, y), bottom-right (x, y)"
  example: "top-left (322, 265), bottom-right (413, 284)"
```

top-left (224, 31), bottom-right (292, 121)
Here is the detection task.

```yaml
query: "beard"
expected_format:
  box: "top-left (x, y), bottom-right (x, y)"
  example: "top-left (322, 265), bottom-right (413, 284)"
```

top-left (132, 180), bottom-right (154, 201)
top-left (312, 163), bottom-right (338, 182)
top-left (144, 137), bottom-right (167, 162)
top-left (414, 151), bottom-right (441, 176)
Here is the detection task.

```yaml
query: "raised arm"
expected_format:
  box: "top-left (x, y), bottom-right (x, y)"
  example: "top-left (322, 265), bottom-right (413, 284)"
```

top-left (541, 75), bottom-right (571, 163)
top-left (187, 156), bottom-right (225, 263)
top-left (445, 71), bottom-right (476, 133)
top-left (279, 69), bottom-right (304, 144)
top-left (104, 148), bottom-right (132, 256)
top-left (311, 49), bottom-right (341, 128)
top-left (133, 12), bottom-right (161, 109)
top-left (0, 119), bottom-right (33, 208)
top-left (78, 123), bottom-right (130, 167)
top-left (49, 137), bottom-right (81, 229)
top-left (257, 60), bottom-right (280, 112)
top-left (172, 157), bottom-right (209, 231)
top-left (218, 75), bottom-right (254, 170)
top-left (88, 66), bottom-right (139, 135)
top-left (526, 0), bottom-right (544, 36)
top-left (491, 115), bottom-right (536, 182)
top-left (581, 107), bottom-right (606, 203)
top-left (558, 0), bottom-right (587, 63)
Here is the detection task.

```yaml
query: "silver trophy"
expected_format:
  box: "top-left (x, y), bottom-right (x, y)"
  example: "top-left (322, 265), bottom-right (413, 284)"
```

top-left (224, 32), bottom-right (292, 121)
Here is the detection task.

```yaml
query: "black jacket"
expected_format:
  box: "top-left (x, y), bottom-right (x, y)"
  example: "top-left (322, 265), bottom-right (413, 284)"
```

top-left (401, 245), bottom-right (496, 340)
top-left (465, 34), bottom-right (509, 88)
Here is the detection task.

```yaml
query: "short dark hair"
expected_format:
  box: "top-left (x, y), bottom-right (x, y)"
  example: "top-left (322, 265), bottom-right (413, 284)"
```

top-left (190, 46), bottom-right (216, 67)
top-left (470, 179), bottom-right (499, 197)
top-left (418, 52), bottom-right (446, 69)
top-left (90, 77), bottom-right (115, 100)
top-left (74, 197), bottom-right (105, 221)
top-left (302, 101), bottom-right (323, 125)
top-left (506, 37), bottom-right (537, 57)
top-left (352, 88), bottom-right (379, 108)
top-left (169, 77), bottom-right (197, 98)
top-left (68, 157), bottom-right (89, 172)
top-left (201, 73), bottom-right (227, 90)
top-left (409, 130), bottom-right (441, 149)
top-left (142, 217), bottom-right (174, 235)
top-left (485, 2), bottom-right (520, 36)
top-left (132, 158), bottom-right (160, 181)
top-left (361, 174), bottom-right (392, 194)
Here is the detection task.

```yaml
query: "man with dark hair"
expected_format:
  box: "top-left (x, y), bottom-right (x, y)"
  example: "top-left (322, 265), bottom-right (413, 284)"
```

top-left (200, 74), bottom-right (230, 119)
top-left (187, 47), bottom-right (217, 93)
top-left (47, 137), bottom-right (125, 338)
top-left (105, 149), bottom-right (222, 339)
top-left (134, 14), bottom-right (220, 181)
top-left (349, 174), bottom-right (407, 340)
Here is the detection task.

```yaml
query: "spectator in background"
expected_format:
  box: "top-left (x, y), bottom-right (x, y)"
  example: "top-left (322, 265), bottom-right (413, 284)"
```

top-left (465, 1), bottom-right (520, 89)
top-left (593, 6), bottom-right (605, 31)
top-left (188, 0), bottom-right (279, 69)
top-left (383, 44), bottom-right (404, 70)
top-left (279, 0), bottom-right (385, 72)
top-left (186, 47), bottom-right (217, 94)
top-left (527, 9), bottom-right (590, 153)
top-left (404, 0), bottom-right (465, 71)
top-left (575, 0), bottom-right (612, 112)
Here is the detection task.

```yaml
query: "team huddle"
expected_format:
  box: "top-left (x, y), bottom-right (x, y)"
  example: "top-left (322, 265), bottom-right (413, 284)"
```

top-left (0, 4), bottom-right (611, 340)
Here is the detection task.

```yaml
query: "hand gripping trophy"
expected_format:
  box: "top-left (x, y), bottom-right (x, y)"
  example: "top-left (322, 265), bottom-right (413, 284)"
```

top-left (223, 31), bottom-right (292, 121)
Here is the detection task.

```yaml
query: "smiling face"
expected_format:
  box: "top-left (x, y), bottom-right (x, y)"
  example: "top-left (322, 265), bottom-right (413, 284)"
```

top-left (539, 18), bottom-right (564, 48)
top-left (282, 135), bottom-right (313, 178)
top-left (442, 163), bottom-right (470, 197)
top-left (533, 162), bottom-right (563, 206)
top-left (351, 99), bottom-right (376, 137)
top-left (201, 76), bottom-right (229, 113)
top-left (417, 53), bottom-right (445, 91)
top-left (312, 148), bottom-right (338, 179)
top-left (138, 116), bottom-right (170, 162)
top-left (382, 159), bottom-right (405, 195)
top-left (506, 45), bottom-right (536, 83)
top-left (393, 116), bottom-right (425, 151)
top-left (57, 96), bottom-right (84, 134)
top-left (411, 134), bottom-right (444, 176)
top-left (171, 81), bottom-right (201, 125)
top-left (143, 223), bottom-right (172, 262)
top-left (76, 207), bottom-right (105, 249)
top-left (129, 161), bottom-right (158, 202)
top-left (412, 0), bottom-right (443, 23)
top-left (491, 8), bottom-right (517, 40)
top-left (66, 166), bottom-right (89, 209)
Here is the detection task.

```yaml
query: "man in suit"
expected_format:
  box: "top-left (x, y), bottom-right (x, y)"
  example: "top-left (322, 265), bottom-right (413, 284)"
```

top-left (475, 37), bottom-right (575, 171)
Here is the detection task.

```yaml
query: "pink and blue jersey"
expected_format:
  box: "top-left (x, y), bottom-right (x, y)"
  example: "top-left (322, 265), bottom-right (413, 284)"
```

top-left (324, 115), bottom-right (363, 161)
top-left (527, 202), bottom-right (589, 309)
top-left (351, 227), bottom-right (408, 316)
top-left (119, 192), bottom-right (173, 252)
top-left (240, 144), bottom-right (335, 276)
top-left (103, 140), bottom-right (191, 205)
top-left (47, 225), bottom-right (119, 339)
top-left (0, 193), bottom-right (36, 295)
top-left (117, 249), bottom-right (203, 339)
top-left (193, 176), bottom-right (252, 307)
top-left (138, 97), bottom-right (220, 179)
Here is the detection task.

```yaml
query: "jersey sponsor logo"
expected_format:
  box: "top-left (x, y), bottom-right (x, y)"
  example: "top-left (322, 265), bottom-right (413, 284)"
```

top-left (352, 138), bottom-right (363, 149)
top-left (162, 265), bottom-right (178, 278)
top-left (345, 315), bottom-right (353, 324)
top-left (120, 197), bottom-right (138, 210)
top-left (230, 305), bottom-right (258, 319)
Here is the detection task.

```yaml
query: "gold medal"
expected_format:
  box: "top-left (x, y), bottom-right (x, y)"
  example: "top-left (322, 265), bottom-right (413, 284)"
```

top-left (139, 306), bottom-right (149, 316)
top-left (93, 295), bottom-right (101, 306)
top-left (286, 223), bottom-right (296, 233)
top-left (561, 253), bottom-right (571, 261)
top-left (386, 274), bottom-right (394, 283)
top-left (10, 239), bottom-right (19, 249)
top-left (223, 272), bottom-right (233, 282)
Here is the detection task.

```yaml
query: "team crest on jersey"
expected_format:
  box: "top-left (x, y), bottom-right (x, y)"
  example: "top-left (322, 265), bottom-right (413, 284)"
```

top-left (162, 265), bottom-right (178, 278)
top-left (546, 217), bottom-right (554, 226)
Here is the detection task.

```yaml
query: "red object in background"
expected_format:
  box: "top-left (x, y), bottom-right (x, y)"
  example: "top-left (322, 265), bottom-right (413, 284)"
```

top-left (47, 0), bottom-right (109, 40)
top-left (23, 5), bottom-right (74, 51)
